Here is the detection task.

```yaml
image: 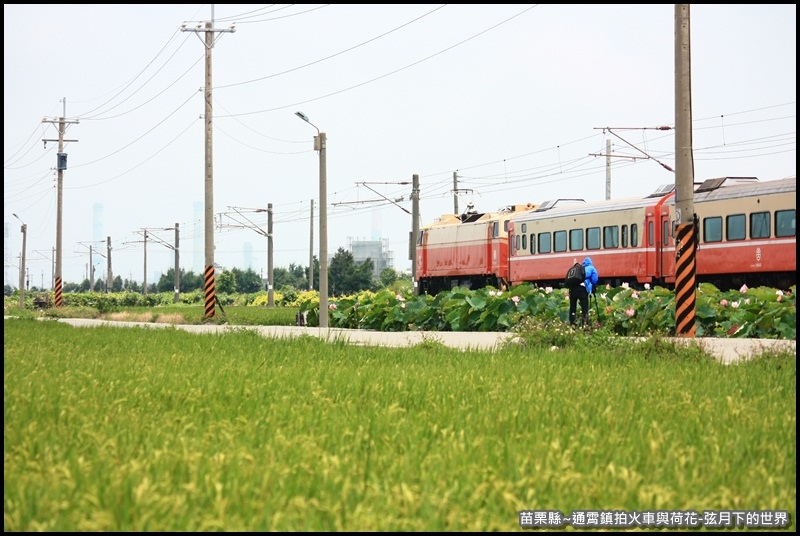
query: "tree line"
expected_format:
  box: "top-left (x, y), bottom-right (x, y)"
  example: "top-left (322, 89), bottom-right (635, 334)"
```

top-left (4, 247), bottom-right (405, 297)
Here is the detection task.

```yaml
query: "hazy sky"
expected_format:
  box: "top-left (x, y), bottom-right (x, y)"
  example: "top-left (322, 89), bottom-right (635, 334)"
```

top-left (4, 4), bottom-right (796, 288)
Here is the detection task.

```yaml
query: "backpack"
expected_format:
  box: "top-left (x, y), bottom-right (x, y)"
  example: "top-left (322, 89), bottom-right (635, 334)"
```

top-left (565, 262), bottom-right (585, 288)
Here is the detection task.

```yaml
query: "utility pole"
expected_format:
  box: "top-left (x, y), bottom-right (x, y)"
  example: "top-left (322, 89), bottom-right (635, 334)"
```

top-left (174, 223), bottom-right (180, 303)
top-left (295, 111), bottom-right (328, 328)
top-left (106, 237), bottom-right (113, 293)
top-left (181, 14), bottom-right (235, 321)
top-left (309, 199), bottom-right (314, 291)
top-left (411, 174), bottom-right (420, 295)
top-left (605, 139), bottom-right (612, 200)
top-left (143, 230), bottom-right (148, 295)
top-left (267, 204), bottom-right (274, 307)
top-left (674, 4), bottom-right (697, 338)
top-left (453, 171), bottom-right (459, 214)
top-left (89, 245), bottom-right (94, 290)
top-left (42, 98), bottom-right (79, 307)
top-left (13, 214), bottom-right (26, 309)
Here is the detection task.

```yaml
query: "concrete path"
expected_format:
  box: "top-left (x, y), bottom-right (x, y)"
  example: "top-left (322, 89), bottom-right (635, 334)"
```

top-left (50, 318), bottom-right (796, 365)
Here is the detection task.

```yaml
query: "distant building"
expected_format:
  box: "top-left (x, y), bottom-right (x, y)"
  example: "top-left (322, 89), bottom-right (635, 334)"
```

top-left (348, 237), bottom-right (393, 280)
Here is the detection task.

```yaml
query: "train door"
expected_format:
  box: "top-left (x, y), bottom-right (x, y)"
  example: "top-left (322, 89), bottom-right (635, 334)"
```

top-left (416, 229), bottom-right (427, 280)
top-left (507, 220), bottom-right (518, 284)
top-left (489, 220), bottom-right (501, 276)
top-left (659, 207), bottom-right (675, 284)
top-left (644, 193), bottom-right (676, 284)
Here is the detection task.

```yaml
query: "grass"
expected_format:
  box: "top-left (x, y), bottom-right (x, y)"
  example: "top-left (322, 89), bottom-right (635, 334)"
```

top-left (4, 318), bottom-right (795, 531)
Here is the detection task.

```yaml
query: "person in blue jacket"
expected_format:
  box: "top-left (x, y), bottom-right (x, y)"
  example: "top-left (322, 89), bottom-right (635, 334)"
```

top-left (569, 257), bottom-right (599, 327)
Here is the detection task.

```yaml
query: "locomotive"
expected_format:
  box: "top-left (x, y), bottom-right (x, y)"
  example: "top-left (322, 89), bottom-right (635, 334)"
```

top-left (415, 176), bottom-right (796, 294)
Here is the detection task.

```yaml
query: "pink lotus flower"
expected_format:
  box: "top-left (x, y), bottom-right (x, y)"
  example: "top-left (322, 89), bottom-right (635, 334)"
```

top-left (625, 308), bottom-right (635, 317)
top-left (632, 291), bottom-right (639, 299)
top-left (720, 299), bottom-right (728, 307)
top-left (740, 284), bottom-right (749, 293)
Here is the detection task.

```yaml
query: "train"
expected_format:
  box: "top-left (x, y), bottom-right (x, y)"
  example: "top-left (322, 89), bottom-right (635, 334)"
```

top-left (415, 176), bottom-right (796, 294)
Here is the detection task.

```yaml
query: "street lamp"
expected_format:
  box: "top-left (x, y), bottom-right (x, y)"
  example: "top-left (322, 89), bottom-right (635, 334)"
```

top-left (13, 213), bottom-right (27, 309)
top-left (295, 111), bottom-right (328, 328)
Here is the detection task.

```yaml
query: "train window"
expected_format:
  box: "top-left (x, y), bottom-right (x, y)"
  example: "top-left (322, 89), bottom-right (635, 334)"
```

top-left (586, 227), bottom-right (601, 250)
top-left (621, 225), bottom-right (628, 248)
top-left (648, 221), bottom-right (655, 246)
top-left (703, 216), bottom-right (723, 243)
top-left (529, 234), bottom-right (536, 254)
top-left (521, 223), bottom-right (527, 233)
top-left (554, 230), bottom-right (567, 252)
top-left (417, 230), bottom-right (424, 246)
top-left (569, 229), bottom-right (583, 251)
top-left (492, 222), bottom-right (499, 238)
top-left (504, 220), bottom-right (510, 233)
top-left (515, 234), bottom-right (521, 251)
top-left (751, 212), bottom-right (771, 239)
top-left (539, 233), bottom-right (552, 253)
top-left (631, 224), bottom-right (638, 247)
top-left (726, 214), bottom-right (746, 241)
top-left (521, 234), bottom-right (527, 251)
top-left (603, 226), bottom-right (619, 248)
top-left (775, 209), bottom-right (796, 237)
top-left (662, 220), bottom-right (671, 246)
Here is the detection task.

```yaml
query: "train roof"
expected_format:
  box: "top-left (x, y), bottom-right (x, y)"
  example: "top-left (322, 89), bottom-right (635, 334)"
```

top-left (510, 176), bottom-right (795, 223)
top-left (693, 176), bottom-right (795, 202)
top-left (423, 202), bottom-right (538, 227)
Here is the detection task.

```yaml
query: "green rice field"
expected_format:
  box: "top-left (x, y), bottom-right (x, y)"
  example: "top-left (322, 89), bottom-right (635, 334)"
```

top-left (4, 318), bottom-right (796, 531)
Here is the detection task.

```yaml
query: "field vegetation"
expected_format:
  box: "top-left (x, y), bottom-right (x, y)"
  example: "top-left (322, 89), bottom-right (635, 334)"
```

top-left (4, 318), bottom-right (795, 531)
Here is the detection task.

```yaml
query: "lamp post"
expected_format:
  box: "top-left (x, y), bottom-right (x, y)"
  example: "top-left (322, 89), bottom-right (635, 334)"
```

top-left (295, 111), bottom-right (328, 328)
top-left (13, 213), bottom-right (27, 309)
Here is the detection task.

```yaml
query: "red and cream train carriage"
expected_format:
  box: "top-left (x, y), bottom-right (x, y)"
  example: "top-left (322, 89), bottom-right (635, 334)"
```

top-left (415, 176), bottom-right (796, 294)
top-left (415, 203), bottom-right (536, 295)
top-left (507, 176), bottom-right (795, 291)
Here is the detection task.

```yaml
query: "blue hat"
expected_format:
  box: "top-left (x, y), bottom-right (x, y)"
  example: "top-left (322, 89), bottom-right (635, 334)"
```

top-left (583, 257), bottom-right (592, 265)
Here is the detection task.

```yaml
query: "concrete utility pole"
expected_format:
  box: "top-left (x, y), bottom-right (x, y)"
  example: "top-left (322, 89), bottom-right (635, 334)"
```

top-left (673, 4), bottom-right (697, 338)
top-left (309, 199), bottom-right (314, 291)
top-left (13, 214), bottom-right (26, 309)
top-left (453, 171), bottom-right (459, 214)
top-left (42, 98), bottom-right (79, 307)
top-left (411, 174), bottom-right (420, 295)
top-left (181, 16), bottom-right (235, 320)
top-left (143, 230), bottom-right (148, 295)
top-left (106, 237), bottom-right (113, 293)
top-left (89, 246), bottom-right (94, 290)
top-left (295, 111), bottom-right (328, 328)
top-left (605, 139), bottom-right (612, 200)
top-left (174, 223), bottom-right (180, 303)
top-left (267, 204), bottom-right (274, 307)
